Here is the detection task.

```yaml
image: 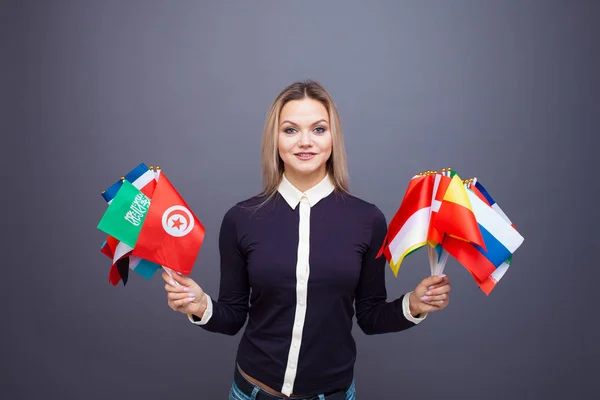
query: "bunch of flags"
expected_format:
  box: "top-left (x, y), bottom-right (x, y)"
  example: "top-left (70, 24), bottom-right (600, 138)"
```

top-left (97, 163), bottom-right (205, 286)
top-left (377, 168), bottom-right (524, 295)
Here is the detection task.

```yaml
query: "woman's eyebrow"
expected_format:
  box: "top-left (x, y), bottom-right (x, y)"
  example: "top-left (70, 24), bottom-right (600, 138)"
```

top-left (280, 119), bottom-right (329, 127)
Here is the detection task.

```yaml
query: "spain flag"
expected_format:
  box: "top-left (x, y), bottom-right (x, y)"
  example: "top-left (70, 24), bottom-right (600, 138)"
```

top-left (430, 174), bottom-right (485, 249)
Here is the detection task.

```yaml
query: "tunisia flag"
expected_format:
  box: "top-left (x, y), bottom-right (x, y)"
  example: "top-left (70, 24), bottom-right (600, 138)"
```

top-left (131, 173), bottom-right (205, 275)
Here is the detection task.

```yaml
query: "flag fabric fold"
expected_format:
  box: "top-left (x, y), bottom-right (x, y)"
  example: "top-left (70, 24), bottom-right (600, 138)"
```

top-left (379, 168), bottom-right (524, 295)
top-left (97, 164), bottom-right (204, 286)
top-left (452, 178), bottom-right (524, 295)
top-left (99, 163), bottom-right (159, 285)
top-left (102, 163), bottom-right (157, 203)
top-left (430, 174), bottom-right (485, 249)
top-left (131, 173), bottom-right (205, 275)
top-left (97, 180), bottom-right (151, 248)
top-left (377, 174), bottom-right (435, 276)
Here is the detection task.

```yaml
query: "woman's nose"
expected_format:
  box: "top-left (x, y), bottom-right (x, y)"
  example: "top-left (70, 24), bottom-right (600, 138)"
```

top-left (297, 131), bottom-right (312, 146)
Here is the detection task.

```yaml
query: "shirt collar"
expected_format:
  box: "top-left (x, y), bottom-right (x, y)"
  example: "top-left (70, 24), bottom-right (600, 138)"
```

top-left (278, 173), bottom-right (335, 209)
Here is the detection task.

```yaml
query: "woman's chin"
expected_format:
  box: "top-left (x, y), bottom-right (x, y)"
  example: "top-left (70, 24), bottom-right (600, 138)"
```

top-left (287, 165), bottom-right (326, 178)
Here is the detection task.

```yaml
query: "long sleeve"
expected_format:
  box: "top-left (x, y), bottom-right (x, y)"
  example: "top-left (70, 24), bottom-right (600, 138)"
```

top-left (354, 206), bottom-right (426, 335)
top-left (189, 206), bottom-right (250, 335)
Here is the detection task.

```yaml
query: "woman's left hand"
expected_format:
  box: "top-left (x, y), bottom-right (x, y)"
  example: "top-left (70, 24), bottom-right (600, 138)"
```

top-left (409, 274), bottom-right (451, 316)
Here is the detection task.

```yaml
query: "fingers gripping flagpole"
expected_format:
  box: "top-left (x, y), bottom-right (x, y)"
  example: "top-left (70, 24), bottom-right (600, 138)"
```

top-left (162, 266), bottom-right (183, 286)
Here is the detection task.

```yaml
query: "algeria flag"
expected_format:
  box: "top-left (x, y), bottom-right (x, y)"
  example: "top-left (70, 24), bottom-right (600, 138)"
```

top-left (97, 181), bottom-right (151, 248)
top-left (131, 173), bottom-right (205, 275)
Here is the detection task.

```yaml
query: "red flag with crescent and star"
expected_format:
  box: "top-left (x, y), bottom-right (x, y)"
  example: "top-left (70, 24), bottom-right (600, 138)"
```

top-left (131, 173), bottom-right (205, 275)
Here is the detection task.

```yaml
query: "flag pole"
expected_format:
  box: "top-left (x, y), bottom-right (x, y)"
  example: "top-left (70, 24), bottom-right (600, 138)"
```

top-left (162, 266), bottom-right (183, 287)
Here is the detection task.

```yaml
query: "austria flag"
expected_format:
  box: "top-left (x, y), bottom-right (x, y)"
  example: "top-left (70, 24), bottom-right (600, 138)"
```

top-left (377, 174), bottom-right (435, 276)
top-left (132, 173), bottom-right (205, 275)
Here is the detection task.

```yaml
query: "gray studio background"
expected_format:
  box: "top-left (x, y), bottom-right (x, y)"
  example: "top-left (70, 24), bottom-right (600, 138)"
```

top-left (3, 1), bottom-right (598, 399)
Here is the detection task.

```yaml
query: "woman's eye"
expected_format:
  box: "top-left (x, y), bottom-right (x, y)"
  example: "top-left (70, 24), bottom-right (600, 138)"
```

top-left (314, 126), bottom-right (325, 134)
top-left (284, 127), bottom-right (297, 134)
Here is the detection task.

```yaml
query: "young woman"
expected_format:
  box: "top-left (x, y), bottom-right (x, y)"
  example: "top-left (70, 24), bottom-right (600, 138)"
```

top-left (163, 80), bottom-right (451, 399)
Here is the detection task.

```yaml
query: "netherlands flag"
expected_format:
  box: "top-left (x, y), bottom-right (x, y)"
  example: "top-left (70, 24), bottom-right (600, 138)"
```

top-left (467, 187), bottom-right (522, 267)
top-left (469, 180), bottom-right (519, 294)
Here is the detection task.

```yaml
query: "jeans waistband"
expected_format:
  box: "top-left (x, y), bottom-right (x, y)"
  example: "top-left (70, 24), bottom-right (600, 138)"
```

top-left (233, 365), bottom-right (348, 400)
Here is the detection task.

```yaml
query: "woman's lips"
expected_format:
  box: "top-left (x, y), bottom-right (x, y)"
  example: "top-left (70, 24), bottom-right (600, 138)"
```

top-left (294, 152), bottom-right (317, 161)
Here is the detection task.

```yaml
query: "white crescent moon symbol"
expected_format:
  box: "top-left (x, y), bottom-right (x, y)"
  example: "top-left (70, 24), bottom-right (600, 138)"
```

top-left (162, 205), bottom-right (194, 237)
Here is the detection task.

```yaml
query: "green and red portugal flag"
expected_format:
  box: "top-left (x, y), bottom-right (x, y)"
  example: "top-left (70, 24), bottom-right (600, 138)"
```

top-left (131, 173), bottom-right (205, 275)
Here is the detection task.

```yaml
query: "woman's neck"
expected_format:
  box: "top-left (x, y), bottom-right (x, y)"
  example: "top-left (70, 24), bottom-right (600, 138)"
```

top-left (284, 168), bottom-right (328, 193)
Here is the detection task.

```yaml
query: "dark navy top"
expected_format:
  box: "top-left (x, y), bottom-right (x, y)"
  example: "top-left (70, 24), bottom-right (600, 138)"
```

top-left (188, 174), bottom-right (425, 395)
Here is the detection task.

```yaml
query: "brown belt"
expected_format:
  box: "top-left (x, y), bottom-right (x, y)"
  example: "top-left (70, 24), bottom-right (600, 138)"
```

top-left (233, 366), bottom-right (348, 400)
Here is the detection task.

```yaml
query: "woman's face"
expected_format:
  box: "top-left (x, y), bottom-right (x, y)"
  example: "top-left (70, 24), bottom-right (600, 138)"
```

top-left (277, 98), bottom-right (332, 184)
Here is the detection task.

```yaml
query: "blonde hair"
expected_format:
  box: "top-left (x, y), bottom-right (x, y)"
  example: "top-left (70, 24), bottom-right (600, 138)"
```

top-left (259, 80), bottom-right (350, 201)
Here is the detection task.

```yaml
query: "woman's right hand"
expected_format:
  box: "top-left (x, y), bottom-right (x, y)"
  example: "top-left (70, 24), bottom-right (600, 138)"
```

top-left (162, 271), bottom-right (208, 319)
